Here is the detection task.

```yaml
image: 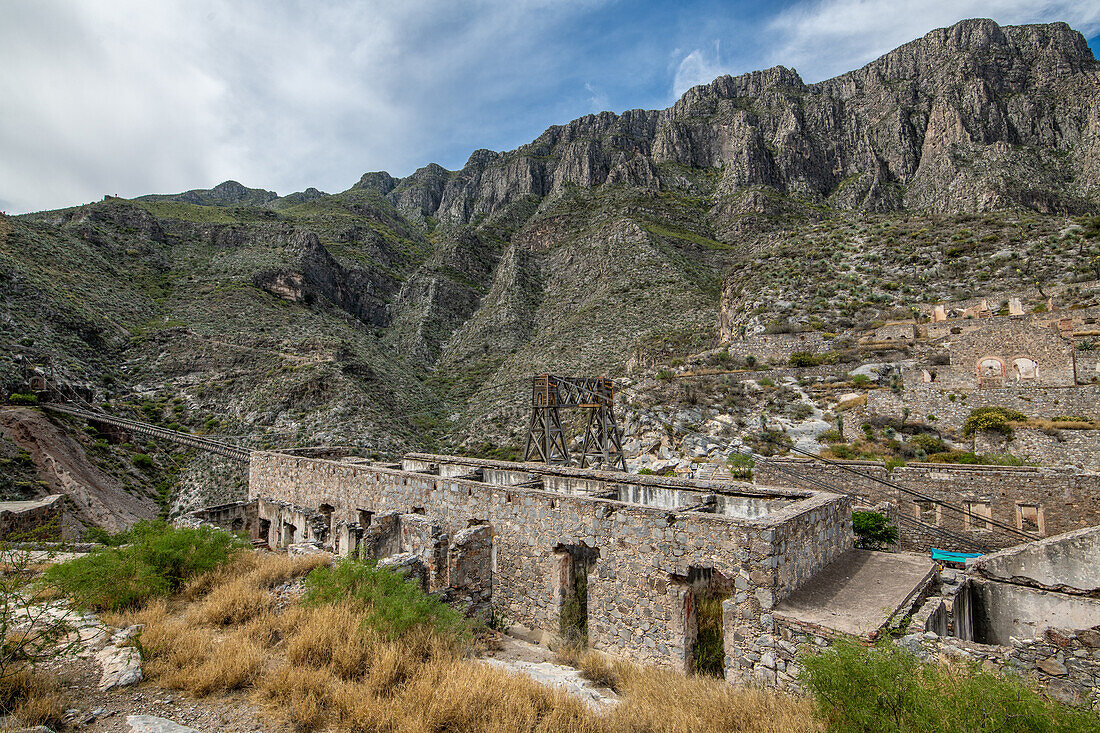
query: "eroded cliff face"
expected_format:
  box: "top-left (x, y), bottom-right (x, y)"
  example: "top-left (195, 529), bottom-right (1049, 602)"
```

top-left (383, 19), bottom-right (1099, 221)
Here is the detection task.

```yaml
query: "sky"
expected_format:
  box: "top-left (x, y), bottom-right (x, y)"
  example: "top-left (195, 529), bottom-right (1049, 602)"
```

top-left (1, 0), bottom-right (1098, 214)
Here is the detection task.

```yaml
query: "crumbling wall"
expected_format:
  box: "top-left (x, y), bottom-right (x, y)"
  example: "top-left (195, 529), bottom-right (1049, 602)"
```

top-left (756, 458), bottom-right (1100, 552)
top-left (0, 495), bottom-right (63, 541)
top-left (970, 580), bottom-right (1100, 644)
top-left (868, 385), bottom-right (1100, 430)
top-left (248, 451), bottom-right (851, 675)
top-left (180, 500), bottom-right (258, 538)
top-left (724, 332), bottom-right (833, 362)
top-left (974, 428), bottom-right (1100, 471)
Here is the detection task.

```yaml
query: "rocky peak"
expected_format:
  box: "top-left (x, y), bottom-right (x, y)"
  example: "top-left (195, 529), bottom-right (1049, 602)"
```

top-left (356, 171), bottom-right (397, 195)
top-left (136, 180), bottom-right (278, 208)
top-left (342, 19), bottom-right (1097, 224)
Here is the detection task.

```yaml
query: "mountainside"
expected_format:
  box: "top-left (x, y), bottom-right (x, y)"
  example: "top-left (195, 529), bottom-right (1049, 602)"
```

top-left (2, 18), bottom-right (1100, 514)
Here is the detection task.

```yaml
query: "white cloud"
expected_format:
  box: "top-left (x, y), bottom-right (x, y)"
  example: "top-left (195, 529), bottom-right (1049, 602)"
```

top-left (671, 41), bottom-right (733, 98)
top-left (767, 0), bottom-right (1100, 82)
top-left (0, 0), bottom-right (607, 213)
top-left (585, 82), bottom-right (610, 113)
top-left (1, 0), bottom-right (1094, 213)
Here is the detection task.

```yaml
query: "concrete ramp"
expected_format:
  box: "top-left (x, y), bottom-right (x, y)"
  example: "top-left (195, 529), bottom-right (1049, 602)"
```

top-left (774, 550), bottom-right (936, 638)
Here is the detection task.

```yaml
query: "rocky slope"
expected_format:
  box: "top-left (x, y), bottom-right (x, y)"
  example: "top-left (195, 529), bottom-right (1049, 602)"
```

top-left (1, 19), bottom-right (1099, 517)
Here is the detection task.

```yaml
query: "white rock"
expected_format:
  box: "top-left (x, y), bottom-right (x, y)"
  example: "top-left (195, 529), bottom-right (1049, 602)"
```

top-left (126, 715), bottom-right (200, 733)
top-left (97, 645), bottom-right (143, 690)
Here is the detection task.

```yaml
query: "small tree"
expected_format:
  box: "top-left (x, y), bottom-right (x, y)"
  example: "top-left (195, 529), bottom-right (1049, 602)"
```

top-left (852, 511), bottom-right (898, 550)
top-left (1, 519), bottom-right (78, 714)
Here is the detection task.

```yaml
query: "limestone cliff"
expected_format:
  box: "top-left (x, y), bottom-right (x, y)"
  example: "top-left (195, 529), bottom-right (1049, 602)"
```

top-left (381, 19), bottom-right (1099, 219)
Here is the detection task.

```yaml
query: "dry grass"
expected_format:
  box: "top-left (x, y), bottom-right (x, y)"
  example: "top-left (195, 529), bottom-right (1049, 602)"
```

top-left (134, 552), bottom-right (819, 733)
top-left (836, 393), bottom-right (867, 410)
top-left (1019, 418), bottom-right (1099, 430)
top-left (140, 600), bottom-right (266, 696)
top-left (0, 666), bottom-right (65, 727)
top-left (607, 663), bottom-right (820, 733)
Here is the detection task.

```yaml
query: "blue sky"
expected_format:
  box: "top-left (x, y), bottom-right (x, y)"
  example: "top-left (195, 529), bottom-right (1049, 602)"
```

top-left (1, 0), bottom-right (1098, 213)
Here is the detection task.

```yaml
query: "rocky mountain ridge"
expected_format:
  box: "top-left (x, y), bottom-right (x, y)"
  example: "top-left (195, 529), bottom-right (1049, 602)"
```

top-left (2, 19), bottom-right (1099, 515)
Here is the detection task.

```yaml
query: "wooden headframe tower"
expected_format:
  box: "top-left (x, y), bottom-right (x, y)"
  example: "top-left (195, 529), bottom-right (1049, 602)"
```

top-left (523, 374), bottom-right (626, 471)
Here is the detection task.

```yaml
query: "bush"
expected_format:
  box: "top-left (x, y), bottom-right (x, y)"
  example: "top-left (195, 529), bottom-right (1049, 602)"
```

top-left (1052, 415), bottom-right (1090, 423)
top-left (928, 451), bottom-right (1030, 467)
top-left (8, 392), bottom-right (38, 405)
top-left (908, 433), bottom-right (946, 454)
top-left (727, 453), bottom-right (754, 469)
top-left (802, 639), bottom-right (1100, 733)
top-left (961, 406), bottom-right (1026, 439)
top-left (655, 369), bottom-right (674, 381)
top-left (852, 511), bottom-right (898, 550)
top-left (790, 352), bottom-right (823, 368)
top-left (132, 453), bottom-right (155, 470)
top-left (829, 443), bottom-right (856, 459)
top-left (817, 429), bottom-right (843, 443)
top-left (790, 403), bottom-right (815, 420)
top-left (46, 521), bottom-right (247, 611)
top-left (304, 559), bottom-right (467, 640)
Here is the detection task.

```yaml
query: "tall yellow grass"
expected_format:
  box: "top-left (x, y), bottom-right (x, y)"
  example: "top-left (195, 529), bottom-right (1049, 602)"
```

top-left (0, 666), bottom-right (65, 727)
top-left (134, 553), bottom-right (819, 732)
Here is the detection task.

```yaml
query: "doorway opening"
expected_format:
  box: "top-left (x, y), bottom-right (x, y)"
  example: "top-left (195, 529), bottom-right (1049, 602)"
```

top-left (554, 543), bottom-right (599, 646)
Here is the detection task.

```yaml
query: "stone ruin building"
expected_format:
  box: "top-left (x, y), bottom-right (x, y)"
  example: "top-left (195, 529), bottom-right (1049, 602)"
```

top-left (756, 458), bottom-right (1100, 552)
top-left (0, 494), bottom-right (63, 541)
top-left (181, 448), bottom-right (1100, 705)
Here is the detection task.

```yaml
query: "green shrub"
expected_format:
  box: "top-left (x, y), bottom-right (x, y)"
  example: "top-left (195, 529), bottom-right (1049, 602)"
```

top-left (655, 369), bottom-right (674, 381)
top-left (802, 639), bottom-right (1100, 733)
top-left (637, 468), bottom-right (656, 475)
top-left (790, 403), bottom-right (815, 420)
top-left (727, 453), bottom-right (754, 469)
top-left (851, 374), bottom-right (872, 386)
top-left (790, 352), bottom-right (823, 368)
top-left (829, 443), bottom-right (856, 459)
top-left (961, 406), bottom-right (1026, 439)
top-left (1052, 415), bottom-right (1090, 423)
top-left (132, 453), bottom-right (154, 470)
top-left (304, 559), bottom-right (467, 640)
top-left (758, 377), bottom-right (775, 388)
top-left (818, 429), bottom-right (843, 443)
top-left (852, 511), bottom-right (898, 550)
top-left (908, 434), bottom-right (946, 454)
top-left (45, 521), bottom-right (246, 611)
top-left (8, 392), bottom-right (38, 405)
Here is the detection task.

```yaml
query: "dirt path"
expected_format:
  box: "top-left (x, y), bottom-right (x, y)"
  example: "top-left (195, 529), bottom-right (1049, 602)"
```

top-left (0, 407), bottom-right (157, 533)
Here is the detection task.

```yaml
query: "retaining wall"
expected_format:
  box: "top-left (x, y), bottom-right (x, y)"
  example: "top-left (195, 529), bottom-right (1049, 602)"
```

top-left (975, 428), bottom-right (1100, 471)
top-left (868, 385), bottom-right (1100, 431)
top-left (0, 495), bottom-right (63, 541)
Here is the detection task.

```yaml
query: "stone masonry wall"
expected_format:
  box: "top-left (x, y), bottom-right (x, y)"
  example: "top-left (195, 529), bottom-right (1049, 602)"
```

top-left (975, 428), bottom-right (1100, 471)
top-left (725, 332), bottom-right (834, 362)
top-left (248, 451), bottom-right (851, 678)
top-left (869, 385), bottom-right (1100, 431)
top-left (756, 458), bottom-right (1100, 552)
top-left (0, 495), bottom-right (63, 541)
